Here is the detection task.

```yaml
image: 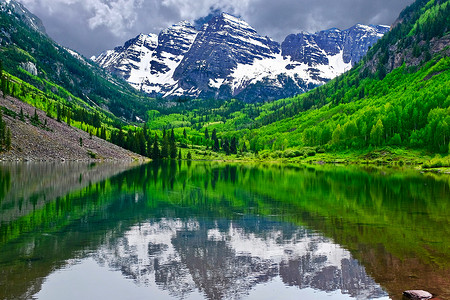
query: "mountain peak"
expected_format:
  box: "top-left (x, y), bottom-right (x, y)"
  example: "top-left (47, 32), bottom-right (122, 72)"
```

top-left (212, 12), bottom-right (253, 30)
top-left (94, 15), bottom-right (389, 102)
top-left (0, 0), bottom-right (46, 33)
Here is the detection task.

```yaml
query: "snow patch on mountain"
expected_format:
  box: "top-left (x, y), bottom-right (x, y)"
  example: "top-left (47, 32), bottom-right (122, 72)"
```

top-left (93, 13), bottom-right (388, 102)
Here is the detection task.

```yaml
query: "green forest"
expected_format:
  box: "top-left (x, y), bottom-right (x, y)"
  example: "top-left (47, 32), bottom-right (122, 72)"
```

top-left (0, 0), bottom-right (449, 167)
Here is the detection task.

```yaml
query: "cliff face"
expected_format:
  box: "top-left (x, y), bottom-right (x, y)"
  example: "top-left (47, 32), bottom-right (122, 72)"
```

top-left (94, 13), bottom-right (388, 102)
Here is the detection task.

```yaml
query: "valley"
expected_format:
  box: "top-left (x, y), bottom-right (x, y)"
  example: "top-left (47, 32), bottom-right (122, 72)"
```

top-left (0, 0), bottom-right (449, 168)
top-left (0, 0), bottom-right (449, 299)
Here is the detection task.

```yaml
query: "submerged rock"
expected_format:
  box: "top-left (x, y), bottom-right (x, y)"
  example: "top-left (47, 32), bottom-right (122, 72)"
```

top-left (403, 290), bottom-right (433, 300)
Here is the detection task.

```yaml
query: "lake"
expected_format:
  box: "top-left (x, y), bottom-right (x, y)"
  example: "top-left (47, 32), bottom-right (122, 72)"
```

top-left (0, 161), bottom-right (449, 300)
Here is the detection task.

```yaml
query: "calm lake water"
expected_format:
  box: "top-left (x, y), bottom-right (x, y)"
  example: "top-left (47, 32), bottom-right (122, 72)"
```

top-left (0, 161), bottom-right (449, 300)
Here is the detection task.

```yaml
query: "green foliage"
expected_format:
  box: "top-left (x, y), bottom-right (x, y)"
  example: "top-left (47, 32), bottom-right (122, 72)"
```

top-left (0, 9), bottom-right (155, 120)
top-left (370, 119), bottom-right (385, 146)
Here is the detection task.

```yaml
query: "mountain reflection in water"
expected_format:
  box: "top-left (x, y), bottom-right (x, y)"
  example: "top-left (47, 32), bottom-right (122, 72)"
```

top-left (0, 161), bottom-right (448, 300)
top-left (87, 218), bottom-right (387, 300)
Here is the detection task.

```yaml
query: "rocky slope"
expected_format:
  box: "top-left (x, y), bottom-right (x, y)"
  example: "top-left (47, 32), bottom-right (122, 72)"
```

top-left (93, 13), bottom-right (389, 102)
top-left (0, 95), bottom-right (145, 161)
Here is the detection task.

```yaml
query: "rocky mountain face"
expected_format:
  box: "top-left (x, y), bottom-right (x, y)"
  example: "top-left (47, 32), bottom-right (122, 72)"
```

top-left (282, 25), bottom-right (389, 67)
top-left (0, 0), bottom-right (46, 34)
top-left (93, 13), bottom-right (389, 102)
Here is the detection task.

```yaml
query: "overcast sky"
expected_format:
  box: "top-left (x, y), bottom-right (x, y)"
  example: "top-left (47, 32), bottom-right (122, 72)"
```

top-left (17, 0), bottom-right (414, 58)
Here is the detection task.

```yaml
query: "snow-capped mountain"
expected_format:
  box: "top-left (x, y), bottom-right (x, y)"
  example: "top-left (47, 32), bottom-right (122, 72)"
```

top-left (93, 13), bottom-right (389, 102)
top-left (0, 0), bottom-right (46, 34)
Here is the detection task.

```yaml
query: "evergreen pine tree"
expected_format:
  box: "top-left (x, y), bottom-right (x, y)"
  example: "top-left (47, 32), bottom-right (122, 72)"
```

top-left (152, 133), bottom-right (160, 160)
top-left (0, 110), bottom-right (4, 147)
top-left (118, 128), bottom-right (125, 147)
top-left (186, 151), bottom-right (192, 160)
top-left (169, 129), bottom-right (177, 159)
top-left (143, 123), bottom-right (149, 140)
top-left (101, 127), bottom-right (107, 140)
top-left (5, 127), bottom-right (11, 150)
top-left (223, 139), bottom-right (230, 155)
top-left (178, 149), bottom-right (182, 160)
top-left (1, 76), bottom-right (6, 99)
top-left (183, 128), bottom-right (187, 139)
top-left (213, 136), bottom-right (220, 152)
top-left (230, 137), bottom-right (237, 154)
top-left (19, 108), bottom-right (25, 122)
top-left (32, 109), bottom-right (39, 125)
top-left (205, 128), bottom-right (209, 140)
top-left (161, 132), bottom-right (169, 158)
top-left (57, 104), bottom-right (62, 122)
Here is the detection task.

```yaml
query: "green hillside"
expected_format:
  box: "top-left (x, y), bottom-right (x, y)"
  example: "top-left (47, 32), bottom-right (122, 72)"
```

top-left (138, 0), bottom-right (449, 165)
top-left (0, 0), bottom-right (151, 120)
top-left (0, 0), bottom-right (449, 163)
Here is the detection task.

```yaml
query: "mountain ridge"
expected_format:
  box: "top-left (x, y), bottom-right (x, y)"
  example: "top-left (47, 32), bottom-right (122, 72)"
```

top-left (93, 13), bottom-right (389, 102)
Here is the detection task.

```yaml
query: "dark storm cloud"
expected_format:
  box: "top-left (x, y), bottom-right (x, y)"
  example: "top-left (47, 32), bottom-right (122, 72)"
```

top-left (17, 0), bottom-right (414, 58)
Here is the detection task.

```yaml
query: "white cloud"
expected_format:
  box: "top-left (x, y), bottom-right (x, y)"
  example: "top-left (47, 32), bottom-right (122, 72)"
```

top-left (18, 0), bottom-right (143, 37)
top-left (160, 0), bottom-right (251, 21)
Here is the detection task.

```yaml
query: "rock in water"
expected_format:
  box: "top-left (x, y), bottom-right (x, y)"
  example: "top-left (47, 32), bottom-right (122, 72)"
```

top-left (403, 290), bottom-right (433, 299)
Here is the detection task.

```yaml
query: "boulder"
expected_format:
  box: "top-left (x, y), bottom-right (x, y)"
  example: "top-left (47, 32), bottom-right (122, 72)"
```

top-left (403, 290), bottom-right (433, 300)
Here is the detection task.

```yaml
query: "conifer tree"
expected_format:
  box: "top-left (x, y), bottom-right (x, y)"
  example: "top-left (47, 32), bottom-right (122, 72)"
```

top-left (222, 139), bottom-right (230, 155)
top-left (152, 133), bottom-right (160, 160)
top-left (230, 137), bottom-right (237, 154)
top-left (169, 129), bottom-right (177, 159)
top-left (213, 136), bottom-right (220, 152)
top-left (32, 109), bottom-right (39, 125)
top-left (57, 104), bottom-right (62, 122)
top-left (1, 76), bottom-right (6, 99)
top-left (117, 128), bottom-right (125, 147)
top-left (5, 128), bottom-right (11, 150)
top-left (0, 110), bottom-right (4, 147)
top-left (161, 133), bottom-right (169, 158)
top-left (19, 108), bottom-right (25, 122)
